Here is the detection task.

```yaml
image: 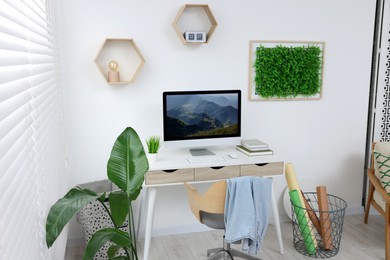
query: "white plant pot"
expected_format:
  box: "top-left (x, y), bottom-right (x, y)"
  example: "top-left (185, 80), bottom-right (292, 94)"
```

top-left (148, 153), bottom-right (158, 163)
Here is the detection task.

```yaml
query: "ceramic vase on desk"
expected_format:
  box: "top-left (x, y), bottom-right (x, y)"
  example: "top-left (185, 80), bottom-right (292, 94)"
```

top-left (147, 153), bottom-right (158, 163)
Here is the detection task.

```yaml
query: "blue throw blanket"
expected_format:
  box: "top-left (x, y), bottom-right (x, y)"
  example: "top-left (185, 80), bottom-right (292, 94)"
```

top-left (224, 176), bottom-right (272, 255)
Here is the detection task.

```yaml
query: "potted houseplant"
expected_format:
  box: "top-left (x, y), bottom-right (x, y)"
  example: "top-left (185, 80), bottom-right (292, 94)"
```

top-left (46, 127), bottom-right (149, 260)
top-left (145, 136), bottom-right (161, 162)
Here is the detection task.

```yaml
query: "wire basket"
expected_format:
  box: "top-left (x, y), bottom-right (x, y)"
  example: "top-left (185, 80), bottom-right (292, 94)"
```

top-left (291, 192), bottom-right (347, 258)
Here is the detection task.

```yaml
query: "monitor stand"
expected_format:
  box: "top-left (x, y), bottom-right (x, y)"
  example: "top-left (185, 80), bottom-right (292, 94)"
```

top-left (189, 148), bottom-right (215, 156)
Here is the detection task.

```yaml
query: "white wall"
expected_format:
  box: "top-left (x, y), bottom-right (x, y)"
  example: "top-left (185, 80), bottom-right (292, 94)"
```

top-left (58, 0), bottom-right (375, 239)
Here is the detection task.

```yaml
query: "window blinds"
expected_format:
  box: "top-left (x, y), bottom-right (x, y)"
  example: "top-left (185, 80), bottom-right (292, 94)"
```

top-left (0, 0), bottom-right (66, 259)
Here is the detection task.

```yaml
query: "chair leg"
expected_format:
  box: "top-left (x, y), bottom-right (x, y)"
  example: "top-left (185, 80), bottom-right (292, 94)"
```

top-left (230, 248), bottom-right (262, 260)
top-left (386, 204), bottom-right (390, 260)
top-left (207, 248), bottom-right (224, 257)
top-left (224, 243), bottom-right (234, 260)
top-left (224, 240), bottom-right (261, 260)
top-left (364, 182), bottom-right (374, 224)
top-left (208, 249), bottom-right (229, 260)
top-left (207, 236), bottom-right (262, 260)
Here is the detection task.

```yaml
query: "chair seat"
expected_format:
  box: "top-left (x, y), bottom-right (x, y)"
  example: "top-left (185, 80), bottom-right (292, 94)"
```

top-left (200, 211), bottom-right (225, 230)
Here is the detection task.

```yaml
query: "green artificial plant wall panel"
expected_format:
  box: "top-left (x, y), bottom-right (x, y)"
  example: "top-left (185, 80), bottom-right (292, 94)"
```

top-left (248, 41), bottom-right (325, 101)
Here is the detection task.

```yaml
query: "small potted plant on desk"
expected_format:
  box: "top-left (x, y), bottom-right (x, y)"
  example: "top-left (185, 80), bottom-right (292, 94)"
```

top-left (146, 136), bottom-right (161, 162)
top-left (45, 127), bottom-right (149, 260)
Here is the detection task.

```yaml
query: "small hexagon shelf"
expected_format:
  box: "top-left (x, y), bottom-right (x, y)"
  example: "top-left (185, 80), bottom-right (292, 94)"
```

top-left (172, 4), bottom-right (218, 45)
top-left (95, 38), bottom-right (145, 84)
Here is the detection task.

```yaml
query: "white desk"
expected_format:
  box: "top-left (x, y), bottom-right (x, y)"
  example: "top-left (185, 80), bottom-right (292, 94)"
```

top-left (139, 146), bottom-right (285, 260)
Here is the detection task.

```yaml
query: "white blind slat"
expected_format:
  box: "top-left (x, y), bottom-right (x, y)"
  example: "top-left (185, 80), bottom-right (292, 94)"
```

top-left (0, 50), bottom-right (54, 67)
top-left (0, 91), bottom-right (32, 122)
top-left (0, 101), bottom-right (31, 141)
top-left (0, 78), bottom-right (30, 102)
top-left (0, 64), bottom-right (55, 85)
top-left (0, 67), bottom-right (29, 85)
top-left (0, 141), bottom-right (31, 196)
top-left (0, 50), bottom-right (28, 66)
top-left (0, 114), bottom-right (32, 163)
top-left (0, 16), bottom-right (52, 49)
top-left (0, 41), bottom-right (53, 59)
top-left (30, 77), bottom-right (55, 98)
top-left (1, 154), bottom-right (32, 215)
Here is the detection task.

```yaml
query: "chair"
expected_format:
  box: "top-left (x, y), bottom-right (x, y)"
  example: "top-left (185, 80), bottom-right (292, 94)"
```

top-left (364, 142), bottom-right (390, 260)
top-left (184, 181), bottom-right (261, 260)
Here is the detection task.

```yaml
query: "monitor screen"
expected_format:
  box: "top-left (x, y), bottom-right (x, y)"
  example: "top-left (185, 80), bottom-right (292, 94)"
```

top-left (163, 90), bottom-right (241, 142)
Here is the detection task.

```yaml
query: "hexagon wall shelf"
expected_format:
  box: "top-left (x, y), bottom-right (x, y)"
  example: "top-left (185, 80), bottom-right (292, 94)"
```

top-left (172, 4), bottom-right (218, 45)
top-left (95, 38), bottom-right (145, 84)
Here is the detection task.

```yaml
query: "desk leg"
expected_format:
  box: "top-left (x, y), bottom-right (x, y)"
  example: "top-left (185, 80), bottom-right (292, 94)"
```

top-left (143, 187), bottom-right (157, 260)
top-left (136, 187), bottom-right (147, 241)
top-left (271, 182), bottom-right (284, 255)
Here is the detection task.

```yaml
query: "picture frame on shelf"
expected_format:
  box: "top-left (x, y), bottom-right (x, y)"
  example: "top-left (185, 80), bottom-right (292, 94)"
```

top-left (184, 31), bottom-right (207, 43)
top-left (248, 40), bottom-right (325, 101)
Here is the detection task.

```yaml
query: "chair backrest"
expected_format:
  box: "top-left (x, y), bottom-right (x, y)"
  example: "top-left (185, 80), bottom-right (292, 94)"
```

top-left (184, 181), bottom-right (226, 223)
top-left (371, 142), bottom-right (390, 179)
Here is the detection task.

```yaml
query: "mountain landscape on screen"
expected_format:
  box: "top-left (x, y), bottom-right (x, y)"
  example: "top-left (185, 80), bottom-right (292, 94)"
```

top-left (166, 94), bottom-right (239, 139)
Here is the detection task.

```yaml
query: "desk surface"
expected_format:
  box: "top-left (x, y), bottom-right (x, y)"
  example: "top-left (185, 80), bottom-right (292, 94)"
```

top-left (145, 146), bottom-right (284, 186)
top-left (148, 146), bottom-right (283, 171)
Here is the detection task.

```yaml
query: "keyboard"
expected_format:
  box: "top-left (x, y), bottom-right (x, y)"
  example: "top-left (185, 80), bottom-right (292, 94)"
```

top-left (187, 155), bottom-right (226, 164)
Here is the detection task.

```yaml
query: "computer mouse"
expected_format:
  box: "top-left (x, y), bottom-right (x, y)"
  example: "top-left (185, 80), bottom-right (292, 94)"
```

top-left (228, 153), bottom-right (239, 159)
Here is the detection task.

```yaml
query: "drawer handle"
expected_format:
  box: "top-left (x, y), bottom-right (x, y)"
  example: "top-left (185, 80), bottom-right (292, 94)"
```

top-left (255, 163), bottom-right (269, 167)
top-left (163, 169), bottom-right (178, 173)
top-left (210, 166), bottom-right (224, 170)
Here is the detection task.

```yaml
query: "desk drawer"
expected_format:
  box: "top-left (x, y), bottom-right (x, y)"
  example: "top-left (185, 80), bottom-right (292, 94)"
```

top-left (195, 166), bottom-right (240, 181)
top-left (240, 162), bottom-right (284, 177)
top-left (145, 168), bottom-right (194, 185)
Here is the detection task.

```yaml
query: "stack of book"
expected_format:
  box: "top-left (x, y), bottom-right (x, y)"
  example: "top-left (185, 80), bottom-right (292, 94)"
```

top-left (236, 139), bottom-right (273, 156)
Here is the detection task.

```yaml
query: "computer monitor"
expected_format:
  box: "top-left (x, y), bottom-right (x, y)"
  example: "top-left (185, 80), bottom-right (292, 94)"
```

top-left (163, 90), bottom-right (241, 156)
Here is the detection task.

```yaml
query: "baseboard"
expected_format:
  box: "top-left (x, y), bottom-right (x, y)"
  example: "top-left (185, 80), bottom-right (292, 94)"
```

top-left (345, 205), bottom-right (380, 216)
top-left (345, 205), bottom-right (364, 215)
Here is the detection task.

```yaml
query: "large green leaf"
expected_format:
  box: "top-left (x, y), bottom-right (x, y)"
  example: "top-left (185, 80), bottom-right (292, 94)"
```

top-left (107, 244), bottom-right (123, 259)
top-left (107, 127), bottom-right (149, 200)
top-left (109, 191), bottom-right (129, 227)
top-left (83, 228), bottom-right (131, 260)
top-left (46, 188), bottom-right (99, 247)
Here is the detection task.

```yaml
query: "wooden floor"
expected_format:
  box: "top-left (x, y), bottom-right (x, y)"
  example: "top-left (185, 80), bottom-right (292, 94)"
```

top-left (65, 214), bottom-right (386, 260)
